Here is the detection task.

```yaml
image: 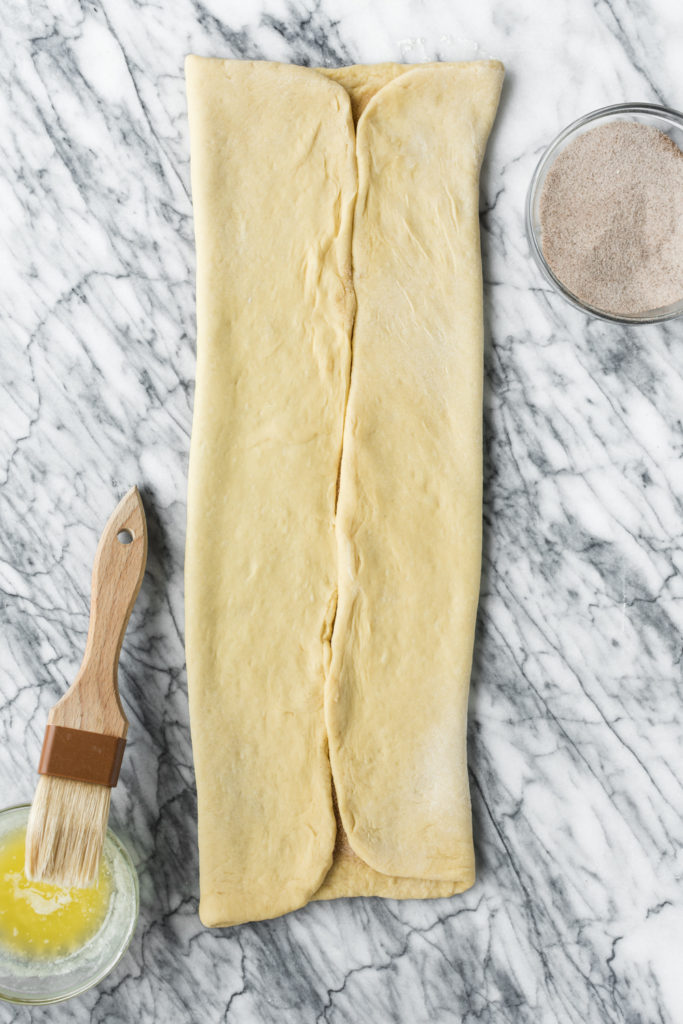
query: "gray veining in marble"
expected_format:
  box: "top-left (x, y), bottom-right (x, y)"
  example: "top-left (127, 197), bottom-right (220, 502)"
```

top-left (1, 0), bottom-right (682, 1021)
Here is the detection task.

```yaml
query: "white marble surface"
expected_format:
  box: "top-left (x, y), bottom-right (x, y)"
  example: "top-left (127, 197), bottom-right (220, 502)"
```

top-left (1, 0), bottom-right (682, 1020)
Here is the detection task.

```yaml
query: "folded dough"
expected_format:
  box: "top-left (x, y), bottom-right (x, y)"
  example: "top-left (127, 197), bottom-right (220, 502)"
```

top-left (185, 57), bottom-right (503, 926)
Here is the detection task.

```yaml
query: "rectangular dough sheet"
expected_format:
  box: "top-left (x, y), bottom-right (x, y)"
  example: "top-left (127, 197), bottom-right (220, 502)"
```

top-left (185, 56), bottom-right (503, 926)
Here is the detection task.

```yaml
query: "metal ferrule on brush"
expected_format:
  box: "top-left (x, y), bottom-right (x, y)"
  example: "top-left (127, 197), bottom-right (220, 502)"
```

top-left (38, 725), bottom-right (126, 788)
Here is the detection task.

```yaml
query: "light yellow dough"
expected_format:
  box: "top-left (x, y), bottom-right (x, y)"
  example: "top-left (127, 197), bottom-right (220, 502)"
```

top-left (185, 58), bottom-right (356, 926)
top-left (185, 57), bottom-right (503, 926)
top-left (326, 63), bottom-right (504, 886)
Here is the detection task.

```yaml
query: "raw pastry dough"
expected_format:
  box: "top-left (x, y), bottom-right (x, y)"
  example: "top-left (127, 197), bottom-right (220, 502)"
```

top-left (185, 57), bottom-right (503, 926)
top-left (185, 59), bottom-right (355, 927)
top-left (326, 63), bottom-right (503, 884)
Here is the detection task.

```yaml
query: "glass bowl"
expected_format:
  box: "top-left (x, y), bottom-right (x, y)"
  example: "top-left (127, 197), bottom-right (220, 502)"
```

top-left (0, 804), bottom-right (138, 1005)
top-left (526, 102), bottom-right (683, 324)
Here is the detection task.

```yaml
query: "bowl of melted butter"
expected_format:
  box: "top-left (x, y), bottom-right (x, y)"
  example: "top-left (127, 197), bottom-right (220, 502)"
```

top-left (0, 804), bottom-right (138, 1004)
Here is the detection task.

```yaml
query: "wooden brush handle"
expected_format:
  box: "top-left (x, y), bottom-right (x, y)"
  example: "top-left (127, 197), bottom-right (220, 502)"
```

top-left (48, 487), bottom-right (148, 738)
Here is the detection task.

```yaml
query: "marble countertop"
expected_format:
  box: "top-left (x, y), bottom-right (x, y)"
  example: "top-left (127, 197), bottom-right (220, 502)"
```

top-left (1, 0), bottom-right (681, 1021)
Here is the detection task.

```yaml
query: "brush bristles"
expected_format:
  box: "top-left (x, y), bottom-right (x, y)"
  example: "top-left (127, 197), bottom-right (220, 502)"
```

top-left (25, 776), bottom-right (111, 889)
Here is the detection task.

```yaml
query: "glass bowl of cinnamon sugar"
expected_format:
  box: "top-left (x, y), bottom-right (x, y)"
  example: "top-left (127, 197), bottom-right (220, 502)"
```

top-left (526, 102), bottom-right (683, 324)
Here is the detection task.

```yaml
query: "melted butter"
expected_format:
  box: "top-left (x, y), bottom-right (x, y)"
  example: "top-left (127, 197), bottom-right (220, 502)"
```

top-left (0, 825), bottom-right (111, 959)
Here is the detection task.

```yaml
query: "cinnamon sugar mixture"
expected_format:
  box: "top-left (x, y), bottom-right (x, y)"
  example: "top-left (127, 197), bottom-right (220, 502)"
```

top-left (540, 121), bottom-right (683, 316)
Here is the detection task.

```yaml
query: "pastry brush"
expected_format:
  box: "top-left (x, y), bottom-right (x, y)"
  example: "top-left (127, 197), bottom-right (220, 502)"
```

top-left (25, 487), bottom-right (147, 888)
